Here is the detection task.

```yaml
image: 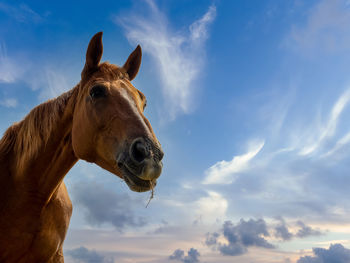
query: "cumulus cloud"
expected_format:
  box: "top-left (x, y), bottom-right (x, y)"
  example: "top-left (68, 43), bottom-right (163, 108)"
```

top-left (205, 232), bottom-right (219, 247)
top-left (203, 140), bottom-right (264, 184)
top-left (206, 219), bottom-right (274, 256)
top-left (295, 221), bottom-right (322, 238)
top-left (66, 246), bottom-right (114, 263)
top-left (273, 218), bottom-right (321, 241)
top-left (297, 243), bottom-right (350, 263)
top-left (285, 0), bottom-right (350, 54)
top-left (274, 217), bottom-right (293, 241)
top-left (118, 1), bottom-right (216, 119)
top-left (205, 218), bottom-right (322, 257)
top-left (169, 248), bottom-right (200, 263)
top-left (72, 181), bottom-right (146, 230)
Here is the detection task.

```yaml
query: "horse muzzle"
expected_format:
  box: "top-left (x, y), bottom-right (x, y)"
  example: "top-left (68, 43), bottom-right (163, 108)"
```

top-left (117, 137), bottom-right (163, 192)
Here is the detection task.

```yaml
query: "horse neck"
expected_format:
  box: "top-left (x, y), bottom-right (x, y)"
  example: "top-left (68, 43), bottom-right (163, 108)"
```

top-left (1, 86), bottom-right (80, 205)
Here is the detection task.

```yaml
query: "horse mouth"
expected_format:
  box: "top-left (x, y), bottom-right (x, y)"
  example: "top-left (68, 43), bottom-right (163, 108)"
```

top-left (120, 164), bottom-right (156, 192)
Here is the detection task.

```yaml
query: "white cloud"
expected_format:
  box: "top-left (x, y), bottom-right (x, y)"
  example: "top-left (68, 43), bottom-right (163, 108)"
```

top-left (27, 69), bottom-right (70, 100)
top-left (0, 43), bottom-right (23, 83)
top-left (299, 89), bottom-right (350, 156)
top-left (0, 2), bottom-right (43, 23)
top-left (323, 131), bottom-right (350, 157)
top-left (202, 86), bottom-right (350, 222)
top-left (189, 5), bottom-right (216, 45)
top-left (118, 1), bottom-right (216, 119)
top-left (0, 98), bottom-right (17, 108)
top-left (195, 191), bottom-right (228, 224)
top-left (203, 140), bottom-right (265, 185)
top-left (0, 41), bottom-right (69, 101)
top-left (42, 69), bottom-right (70, 99)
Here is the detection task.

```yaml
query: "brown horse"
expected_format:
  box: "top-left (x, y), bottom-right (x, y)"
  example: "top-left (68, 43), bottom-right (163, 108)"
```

top-left (0, 32), bottom-right (163, 262)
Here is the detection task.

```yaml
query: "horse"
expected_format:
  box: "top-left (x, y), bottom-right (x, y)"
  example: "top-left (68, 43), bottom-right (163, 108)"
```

top-left (0, 32), bottom-right (163, 262)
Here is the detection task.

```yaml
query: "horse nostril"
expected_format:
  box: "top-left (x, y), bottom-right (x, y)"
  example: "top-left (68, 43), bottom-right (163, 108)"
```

top-left (130, 139), bottom-right (149, 163)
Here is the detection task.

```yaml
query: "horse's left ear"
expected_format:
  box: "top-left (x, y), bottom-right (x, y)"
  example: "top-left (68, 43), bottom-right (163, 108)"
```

top-left (123, 45), bottom-right (142, 81)
top-left (81, 32), bottom-right (103, 79)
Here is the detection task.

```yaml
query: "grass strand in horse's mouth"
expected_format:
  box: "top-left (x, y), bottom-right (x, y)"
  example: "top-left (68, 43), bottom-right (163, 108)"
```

top-left (146, 181), bottom-right (155, 208)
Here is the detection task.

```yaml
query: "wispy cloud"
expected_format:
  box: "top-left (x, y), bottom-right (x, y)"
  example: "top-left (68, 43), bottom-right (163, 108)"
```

top-left (199, 87), bottom-right (350, 223)
top-left (284, 0), bottom-right (350, 55)
top-left (299, 88), bottom-right (350, 156)
top-left (0, 2), bottom-right (44, 23)
top-left (203, 140), bottom-right (264, 185)
top-left (27, 69), bottom-right (70, 100)
top-left (118, 1), bottom-right (216, 119)
top-left (0, 41), bottom-right (71, 101)
top-left (0, 98), bottom-right (17, 108)
top-left (323, 131), bottom-right (350, 157)
top-left (0, 43), bottom-right (23, 83)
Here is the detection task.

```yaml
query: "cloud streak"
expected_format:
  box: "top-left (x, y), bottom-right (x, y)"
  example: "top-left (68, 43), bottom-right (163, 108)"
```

top-left (0, 41), bottom-right (71, 102)
top-left (0, 2), bottom-right (43, 23)
top-left (27, 69), bottom-right (71, 100)
top-left (203, 140), bottom-right (264, 184)
top-left (118, 1), bottom-right (216, 119)
top-left (0, 43), bottom-right (23, 83)
top-left (299, 88), bottom-right (350, 156)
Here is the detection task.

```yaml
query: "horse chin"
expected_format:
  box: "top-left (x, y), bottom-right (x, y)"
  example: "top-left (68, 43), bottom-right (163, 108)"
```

top-left (121, 165), bottom-right (156, 193)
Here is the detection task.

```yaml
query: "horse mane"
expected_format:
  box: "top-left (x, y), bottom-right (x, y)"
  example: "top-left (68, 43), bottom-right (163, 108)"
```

top-left (0, 85), bottom-right (79, 172)
top-left (0, 62), bottom-right (124, 173)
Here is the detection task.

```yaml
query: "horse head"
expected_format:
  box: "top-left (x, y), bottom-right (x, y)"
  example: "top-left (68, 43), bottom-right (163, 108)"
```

top-left (72, 32), bottom-right (163, 192)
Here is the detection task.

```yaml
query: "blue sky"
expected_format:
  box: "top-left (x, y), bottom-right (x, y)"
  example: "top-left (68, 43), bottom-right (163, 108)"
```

top-left (1, 0), bottom-right (350, 262)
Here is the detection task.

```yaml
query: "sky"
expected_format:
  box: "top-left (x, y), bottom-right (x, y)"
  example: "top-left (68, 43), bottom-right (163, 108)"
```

top-left (1, 0), bottom-right (350, 262)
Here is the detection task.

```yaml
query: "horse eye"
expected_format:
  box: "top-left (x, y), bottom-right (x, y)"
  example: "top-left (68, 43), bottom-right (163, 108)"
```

top-left (143, 99), bottom-right (147, 110)
top-left (90, 85), bottom-right (106, 99)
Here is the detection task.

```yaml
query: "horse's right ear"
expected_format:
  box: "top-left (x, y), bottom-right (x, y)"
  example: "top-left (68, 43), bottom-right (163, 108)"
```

top-left (81, 32), bottom-right (103, 79)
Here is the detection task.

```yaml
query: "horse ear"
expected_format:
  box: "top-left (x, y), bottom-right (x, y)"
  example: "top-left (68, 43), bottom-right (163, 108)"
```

top-left (81, 32), bottom-right (103, 78)
top-left (123, 45), bottom-right (142, 81)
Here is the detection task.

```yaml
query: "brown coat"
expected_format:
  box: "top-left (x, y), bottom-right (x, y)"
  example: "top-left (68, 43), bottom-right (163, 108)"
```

top-left (0, 32), bottom-right (163, 262)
